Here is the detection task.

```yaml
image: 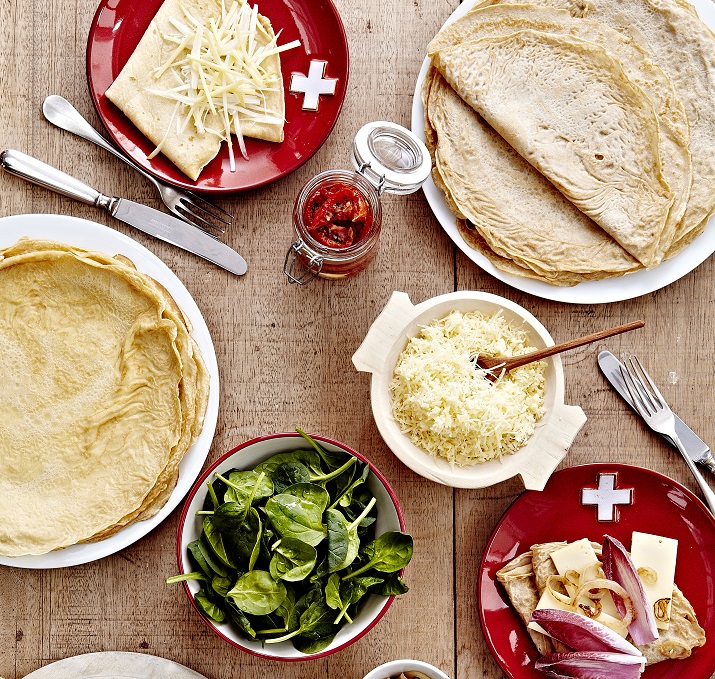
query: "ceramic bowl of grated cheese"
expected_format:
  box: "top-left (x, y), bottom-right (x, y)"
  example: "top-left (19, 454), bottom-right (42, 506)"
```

top-left (352, 291), bottom-right (586, 490)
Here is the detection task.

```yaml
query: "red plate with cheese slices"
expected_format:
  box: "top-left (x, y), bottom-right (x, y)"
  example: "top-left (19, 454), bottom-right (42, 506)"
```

top-left (479, 463), bottom-right (715, 679)
top-left (86, 0), bottom-right (348, 193)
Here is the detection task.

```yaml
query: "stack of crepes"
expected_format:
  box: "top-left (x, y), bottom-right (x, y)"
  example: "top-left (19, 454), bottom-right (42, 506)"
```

top-left (423, 0), bottom-right (715, 285)
top-left (0, 239), bottom-right (210, 556)
top-left (498, 541), bottom-right (706, 664)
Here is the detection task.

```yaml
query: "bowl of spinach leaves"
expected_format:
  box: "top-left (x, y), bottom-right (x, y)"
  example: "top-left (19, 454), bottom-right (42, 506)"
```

top-left (172, 429), bottom-right (412, 660)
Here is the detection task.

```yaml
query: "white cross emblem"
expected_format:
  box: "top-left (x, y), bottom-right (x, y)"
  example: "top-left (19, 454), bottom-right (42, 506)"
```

top-left (581, 473), bottom-right (633, 522)
top-left (290, 60), bottom-right (337, 111)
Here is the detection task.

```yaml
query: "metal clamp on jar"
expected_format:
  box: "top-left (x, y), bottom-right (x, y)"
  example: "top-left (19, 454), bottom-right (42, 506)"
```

top-left (284, 121), bottom-right (431, 284)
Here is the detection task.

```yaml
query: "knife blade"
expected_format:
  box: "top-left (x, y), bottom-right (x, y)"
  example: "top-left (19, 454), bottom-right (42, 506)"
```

top-left (0, 149), bottom-right (247, 275)
top-left (598, 350), bottom-right (715, 472)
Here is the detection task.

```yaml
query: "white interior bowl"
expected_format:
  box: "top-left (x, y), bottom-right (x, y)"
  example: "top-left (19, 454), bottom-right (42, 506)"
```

top-left (362, 659), bottom-right (451, 679)
top-left (176, 432), bottom-right (405, 661)
top-left (352, 291), bottom-right (586, 490)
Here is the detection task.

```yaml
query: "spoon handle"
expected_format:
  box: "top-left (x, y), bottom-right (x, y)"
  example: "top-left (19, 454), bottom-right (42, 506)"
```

top-left (504, 320), bottom-right (645, 370)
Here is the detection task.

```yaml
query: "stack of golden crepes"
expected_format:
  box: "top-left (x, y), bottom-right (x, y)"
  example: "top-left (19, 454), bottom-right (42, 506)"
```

top-left (423, 0), bottom-right (715, 285)
top-left (498, 541), bottom-right (706, 664)
top-left (0, 239), bottom-right (210, 556)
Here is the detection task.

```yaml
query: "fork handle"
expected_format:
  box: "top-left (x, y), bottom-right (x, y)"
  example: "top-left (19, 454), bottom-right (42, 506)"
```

top-left (672, 431), bottom-right (715, 516)
top-left (42, 95), bottom-right (156, 183)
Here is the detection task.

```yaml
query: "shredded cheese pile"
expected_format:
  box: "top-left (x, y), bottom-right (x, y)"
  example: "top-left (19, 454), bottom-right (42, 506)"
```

top-left (390, 310), bottom-right (546, 466)
top-left (148, 0), bottom-right (300, 168)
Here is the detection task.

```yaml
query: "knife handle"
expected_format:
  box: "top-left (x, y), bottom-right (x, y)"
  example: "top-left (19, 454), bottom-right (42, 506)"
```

top-left (699, 449), bottom-right (715, 475)
top-left (0, 148), bottom-right (111, 209)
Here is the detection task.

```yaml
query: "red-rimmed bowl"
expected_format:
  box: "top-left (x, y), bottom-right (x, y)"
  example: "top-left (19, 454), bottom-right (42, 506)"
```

top-left (176, 432), bottom-right (406, 660)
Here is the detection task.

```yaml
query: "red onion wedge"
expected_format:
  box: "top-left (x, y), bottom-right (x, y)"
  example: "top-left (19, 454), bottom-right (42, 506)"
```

top-left (602, 535), bottom-right (659, 646)
top-left (530, 609), bottom-right (642, 656)
top-left (535, 652), bottom-right (645, 679)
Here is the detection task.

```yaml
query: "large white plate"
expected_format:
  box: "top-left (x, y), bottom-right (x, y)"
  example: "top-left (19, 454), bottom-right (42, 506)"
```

top-left (412, 0), bottom-right (715, 304)
top-left (0, 214), bottom-right (219, 568)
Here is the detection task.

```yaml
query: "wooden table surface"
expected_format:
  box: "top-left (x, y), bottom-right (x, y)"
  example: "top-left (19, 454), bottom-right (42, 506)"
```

top-left (1, 0), bottom-right (714, 677)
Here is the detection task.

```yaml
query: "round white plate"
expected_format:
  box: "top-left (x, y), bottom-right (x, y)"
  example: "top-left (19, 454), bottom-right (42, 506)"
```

top-left (411, 0), bottom-right (715, 304)
top-left (22, 651), bottom-right (207, 678)
top-left (0, 214), bottom-right (219, 568)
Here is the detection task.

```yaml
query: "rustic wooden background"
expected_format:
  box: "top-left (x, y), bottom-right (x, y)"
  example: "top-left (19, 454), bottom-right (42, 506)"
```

top-left (1, 0), bottom-right (714, 677)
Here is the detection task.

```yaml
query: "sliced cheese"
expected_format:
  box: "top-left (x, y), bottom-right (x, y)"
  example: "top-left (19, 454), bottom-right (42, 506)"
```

top-left (551, 538), bottom-right (621, 619)
top-left (630, 531), bottom-right (678, 630)
top-left (528, 538), bottom-right (627, 638)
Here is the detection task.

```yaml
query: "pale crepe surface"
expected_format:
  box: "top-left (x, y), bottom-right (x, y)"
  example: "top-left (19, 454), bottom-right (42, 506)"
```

top-left (496, 0), bottom-right (715, 250)
top-left (0, 239), bottom-right (209, 556)
top-left (431, 29), bottom-right (674, 268)
top-left (106, 0), bottom-right (285, 180)
top-left (497, 540), bottom-right (706, 665)
top-left (427, 4), bottom-right (692, 266)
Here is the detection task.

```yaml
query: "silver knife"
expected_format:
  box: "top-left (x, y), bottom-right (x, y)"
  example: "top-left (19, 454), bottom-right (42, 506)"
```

top-left (0, 149), bottom-right (247, 276)
top-left (598, 349), bottom-right (715, 473)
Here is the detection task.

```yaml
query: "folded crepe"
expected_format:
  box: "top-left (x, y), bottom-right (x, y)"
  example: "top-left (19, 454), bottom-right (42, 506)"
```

top-left (423, 67), bottom-right (642, 285)
top-left (106, 0), bottom-right (285, 180)
top-left (430, 28), bottom-right (676, 268)
top-left (477, 0), bottom-right (715, 254)
top-left (427, 4), bottom-right (692, 266)
top-left (496, 542), bottom-right (706, 664)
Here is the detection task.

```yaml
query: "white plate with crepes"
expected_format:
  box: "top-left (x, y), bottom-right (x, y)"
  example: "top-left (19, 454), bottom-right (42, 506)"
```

top-left (411, 0), bottom-right (715, 304)
top-left (0, 214), bottom-right (219, 568)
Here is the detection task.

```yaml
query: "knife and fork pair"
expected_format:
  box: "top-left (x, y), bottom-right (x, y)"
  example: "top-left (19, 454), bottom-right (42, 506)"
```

top-left (0, 95), bottom-right (247, 275)
top-left (599, 350), bottom-right (715, 515)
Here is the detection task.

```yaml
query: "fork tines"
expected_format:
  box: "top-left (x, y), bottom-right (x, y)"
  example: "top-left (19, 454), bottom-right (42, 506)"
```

top-left (619, 354), bottom-right (666, 417)
top-left (177, 192), bottom-right (233, 235)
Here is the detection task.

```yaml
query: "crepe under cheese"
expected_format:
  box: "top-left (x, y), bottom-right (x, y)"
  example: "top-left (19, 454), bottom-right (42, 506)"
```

top-left (497, 541), bottom-right (706, 665)
top-left (430, 29), bottom-right (675, 269)
top-left (106, 0), bottom-right (287, 180)
top-left (0, 239), bottom-right (209, 556)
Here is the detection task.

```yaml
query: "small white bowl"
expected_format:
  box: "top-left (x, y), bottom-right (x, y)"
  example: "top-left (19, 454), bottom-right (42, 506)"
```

top-left (352, 291), bottom-right (586, 490)
top-left (363, 659), bottom-right (451, 679)
top-left (176, 432), bottom-right (406, 661)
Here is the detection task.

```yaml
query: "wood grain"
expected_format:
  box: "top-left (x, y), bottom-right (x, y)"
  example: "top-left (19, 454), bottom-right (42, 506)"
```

top-left (0, 0), bottom-right (713, 678)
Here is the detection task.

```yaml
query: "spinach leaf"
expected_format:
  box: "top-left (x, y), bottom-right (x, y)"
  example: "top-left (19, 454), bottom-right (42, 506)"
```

top-left (265, 493), bottom-right (327, 547)
top-left (203, 517), bottom-right (236, 568)
top-left (326, 508), bottom-right (349, 573)
top-left (264, 598), bottom-right (336, 644)
top-left (198, 534), bottom-right (232, 577)
top-left (343, 531), bottom-right (414, 579)
top-left (296, 428), bottom-right (352, 472)
top-left (272, 462), bottom-right (311, 493)
top-left (292, 633), bottom-right (336, 654)
top-left (187, 539), bottom-right (216, 579)
top-left (332, 575), bottom-right (383, 624)
top-left (269, 537), bottom-right (317, 582)
top-left (248, 507), bottom-right (262, 571)
top-left (370, 572), bottom-right (409, 596)
top-left (254, 450), bottom-right (325, 479)
top-left (332, 461), bottom-right (370, 509)
top-left (226, 599), bottom-right (257, 639)
top-left (195, 588), bottom-right (226, 622)
top-left (283, 483), bottom-right (330, 513)
top-left (219, 471), bottom-right (273, 513)
top-left (227, 570), bottom-right (287, 616)
top-left (211, 575), bottom-right (233, 597)
top-left (165, 572), bottom-right (208, 584)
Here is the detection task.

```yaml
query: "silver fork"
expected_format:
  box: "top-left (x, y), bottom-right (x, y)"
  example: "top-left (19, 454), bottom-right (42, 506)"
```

top-left (620, 354), bottom-right (715, 515)
top-left (42, 95), bottom-right (232, 237)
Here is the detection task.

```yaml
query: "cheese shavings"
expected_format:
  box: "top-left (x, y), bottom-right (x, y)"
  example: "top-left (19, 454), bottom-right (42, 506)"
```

top-left (389, 310), bottom-right (546, 466)
top-left (147, 0), bottom-right (300, 169)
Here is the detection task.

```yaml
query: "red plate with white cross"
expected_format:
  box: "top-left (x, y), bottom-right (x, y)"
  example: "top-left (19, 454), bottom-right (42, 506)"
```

top-left (86, 0), bottom-right (348, 193)
top-left (478, 463), bottom-right (715, 679)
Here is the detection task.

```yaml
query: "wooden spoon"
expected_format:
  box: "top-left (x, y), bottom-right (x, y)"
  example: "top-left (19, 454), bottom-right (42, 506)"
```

top-left (473, 320), bottom-right (645, 382)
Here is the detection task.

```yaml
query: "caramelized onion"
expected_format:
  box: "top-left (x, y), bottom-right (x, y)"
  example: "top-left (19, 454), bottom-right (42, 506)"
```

top-left (573, 578), bottom-right (635, 630)
top-left (637, 567), bottom-right (657, 584)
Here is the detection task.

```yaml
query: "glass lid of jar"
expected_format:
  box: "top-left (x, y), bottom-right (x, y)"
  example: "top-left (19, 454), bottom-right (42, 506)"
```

top-left (350, 121), bottom-right (431, 195)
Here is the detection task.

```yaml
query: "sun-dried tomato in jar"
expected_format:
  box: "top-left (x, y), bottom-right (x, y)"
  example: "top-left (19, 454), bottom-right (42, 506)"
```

top-left (284, 122), bottom-right (431, 284)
